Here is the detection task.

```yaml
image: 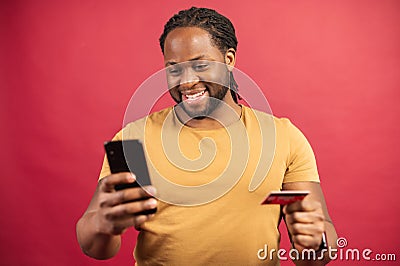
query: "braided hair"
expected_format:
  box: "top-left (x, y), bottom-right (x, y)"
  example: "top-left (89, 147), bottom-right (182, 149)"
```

top-left (159, 7), bottom-right (240, 103)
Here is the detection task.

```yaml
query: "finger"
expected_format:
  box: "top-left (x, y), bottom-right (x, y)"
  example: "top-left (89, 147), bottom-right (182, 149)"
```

top-left (142, 186), bottom-right (158, 197)
top-left (114, 215), bottom-right (150, 233)
top-left (133, 215), bottom-right (149, 231)
top-left (292, 234), bottom-right (322, 250)
top-left (102, 213), bottom-right (154, 234)
top-left (100, 216), bottom-right (141, 235)
top-left (104, 198), bottom-right (158, 220)
top-left (285, 211), bottom-right (325, 224)
top-left (119, 213), bottom-right (155, 232)
top-left (288, 221), bottom-right (325, 237)
top-left (101, 186), bottom-right (157, 207)
top-left (284, 199), bottom-right (321, 214)
top-left (99, 173), bottom-right (136, 192)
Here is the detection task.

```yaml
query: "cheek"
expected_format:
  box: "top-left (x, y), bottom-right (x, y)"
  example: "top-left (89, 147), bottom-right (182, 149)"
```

top-left (207, 83), bottom-right (226, 98)
top-left (167, 75), bottom-right (180, 90)
top-left (169, 87), bottom-right (181, 101)
top-left (200, 68), bottom-right (229, 87)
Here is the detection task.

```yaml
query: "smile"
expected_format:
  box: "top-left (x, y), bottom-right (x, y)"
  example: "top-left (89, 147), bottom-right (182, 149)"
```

top-left (182, 89), bottom-right (207, 102)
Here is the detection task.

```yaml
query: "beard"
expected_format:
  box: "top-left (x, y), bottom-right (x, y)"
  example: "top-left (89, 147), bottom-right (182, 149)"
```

top-left (170, 84), bottom-right (229, 119)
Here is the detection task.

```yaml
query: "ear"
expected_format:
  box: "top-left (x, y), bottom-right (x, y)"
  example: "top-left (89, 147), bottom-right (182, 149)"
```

top-left (224, 48), bottom-right (236, 71)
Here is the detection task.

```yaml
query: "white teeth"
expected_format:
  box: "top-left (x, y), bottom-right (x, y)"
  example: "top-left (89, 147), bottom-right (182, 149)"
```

top-left (185, 90), bottom-right (205, 99)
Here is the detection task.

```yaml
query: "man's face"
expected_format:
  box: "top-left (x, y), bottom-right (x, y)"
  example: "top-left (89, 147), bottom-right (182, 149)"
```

top-left (163, 27), bottom-right (230, 118)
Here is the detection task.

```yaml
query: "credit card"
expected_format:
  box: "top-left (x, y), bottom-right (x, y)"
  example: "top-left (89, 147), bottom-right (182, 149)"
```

top-left (261, 190), bottom-right (310, 205)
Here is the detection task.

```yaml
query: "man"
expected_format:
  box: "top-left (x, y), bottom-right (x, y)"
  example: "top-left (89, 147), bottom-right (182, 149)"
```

top-left (77, 7), bottom-right (337, 265)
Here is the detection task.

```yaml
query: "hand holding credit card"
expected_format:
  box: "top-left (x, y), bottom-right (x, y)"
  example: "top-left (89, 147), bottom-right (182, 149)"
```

top-left (261, 190), bottom-right (310, 205)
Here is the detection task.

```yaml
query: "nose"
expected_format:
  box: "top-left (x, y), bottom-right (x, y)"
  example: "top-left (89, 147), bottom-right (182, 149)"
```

top-left (179, 67), bottom-right (199, 90)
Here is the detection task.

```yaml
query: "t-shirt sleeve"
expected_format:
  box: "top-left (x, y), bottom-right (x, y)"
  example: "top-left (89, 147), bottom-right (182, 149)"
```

top-left (283, 119), bottom-right (320, 183)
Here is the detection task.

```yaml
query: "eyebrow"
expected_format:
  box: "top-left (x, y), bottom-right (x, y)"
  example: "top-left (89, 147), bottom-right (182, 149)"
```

top-left (165, 55), bottom-right (207, 66)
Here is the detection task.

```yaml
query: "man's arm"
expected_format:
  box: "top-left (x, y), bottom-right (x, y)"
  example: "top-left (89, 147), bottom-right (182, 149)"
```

top-left (76, 173), bottom-right (157, 260)
top-left (282, 181), bottom-right (337, 265)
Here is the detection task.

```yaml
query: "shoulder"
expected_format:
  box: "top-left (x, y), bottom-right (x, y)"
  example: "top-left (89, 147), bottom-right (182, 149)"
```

top-left (115, 107), bottom-right (174, 140)
top-left (242, 106), bottom-right (310, 151)
top-left (242, 105), bottom-right (296, 131)
top-left (125, 107), bottom-right (173, 128)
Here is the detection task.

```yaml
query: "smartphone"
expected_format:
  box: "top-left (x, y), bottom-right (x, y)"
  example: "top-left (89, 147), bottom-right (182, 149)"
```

top-left (261, 190), bottom-right (310, 205)
top-left (104, 139), bottom-right (156, 215)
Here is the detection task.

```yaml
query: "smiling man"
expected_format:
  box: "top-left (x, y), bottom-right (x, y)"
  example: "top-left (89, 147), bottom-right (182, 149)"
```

top-left (77, 7), bottom-right (337, 265)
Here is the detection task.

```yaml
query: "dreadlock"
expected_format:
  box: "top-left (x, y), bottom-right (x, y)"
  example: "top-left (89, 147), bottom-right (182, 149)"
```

top-left (159, 7), bottom-right (240, 103)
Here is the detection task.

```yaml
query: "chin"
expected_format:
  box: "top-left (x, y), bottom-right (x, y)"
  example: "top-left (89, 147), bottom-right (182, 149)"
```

top-left (183, 107), bottom-right (209, 118)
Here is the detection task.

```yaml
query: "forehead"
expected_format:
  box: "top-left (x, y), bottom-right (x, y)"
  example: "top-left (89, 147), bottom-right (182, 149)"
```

top-left (163, 27), bottom-right (223, 64)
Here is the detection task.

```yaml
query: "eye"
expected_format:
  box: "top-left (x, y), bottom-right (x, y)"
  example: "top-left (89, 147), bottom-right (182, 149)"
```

top-left (167, 66), bottom-right (182, 76)
top-left (193, 63), bottom-right (209, 72)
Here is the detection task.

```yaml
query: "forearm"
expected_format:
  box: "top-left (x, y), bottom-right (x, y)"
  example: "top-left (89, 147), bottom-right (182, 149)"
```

top-left (76, 211), bottom-right (121, 260)
top-left (293, 221), bottom-right (337, 266)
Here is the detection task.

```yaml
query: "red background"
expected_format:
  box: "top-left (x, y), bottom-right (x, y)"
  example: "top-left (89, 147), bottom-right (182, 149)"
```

top-left (1, 1), bottom-right (399, 265)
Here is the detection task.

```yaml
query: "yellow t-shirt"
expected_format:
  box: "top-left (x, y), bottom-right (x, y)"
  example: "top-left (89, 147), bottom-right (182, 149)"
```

top-left (99, 105), bottom-right (319, 265)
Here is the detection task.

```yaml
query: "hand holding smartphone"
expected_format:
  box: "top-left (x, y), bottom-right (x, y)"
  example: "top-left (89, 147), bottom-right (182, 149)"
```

top-left (104, 139), bottom-right (157, 215)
